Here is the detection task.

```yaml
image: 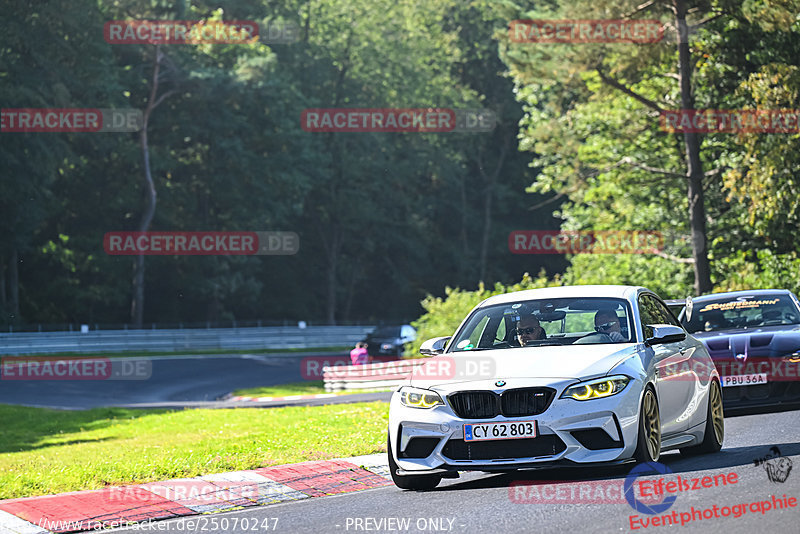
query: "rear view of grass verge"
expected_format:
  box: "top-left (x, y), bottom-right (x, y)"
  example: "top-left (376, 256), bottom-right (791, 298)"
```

top-left (0, 402), bottom-right (388, 500)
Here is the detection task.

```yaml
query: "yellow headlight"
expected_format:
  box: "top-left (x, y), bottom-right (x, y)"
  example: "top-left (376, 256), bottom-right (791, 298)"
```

top-left (399, 387), bottom-right (444, 409)
top-left (572, 386), bottom-right (594, 400)
top-left (562, 376), bottom-right (629, 401)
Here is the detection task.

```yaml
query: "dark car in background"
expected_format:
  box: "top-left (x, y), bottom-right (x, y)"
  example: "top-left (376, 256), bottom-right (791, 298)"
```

top-left (678, 289), bottom-right (800, 411)
top-left (363, 325), bottom-right (417, 357)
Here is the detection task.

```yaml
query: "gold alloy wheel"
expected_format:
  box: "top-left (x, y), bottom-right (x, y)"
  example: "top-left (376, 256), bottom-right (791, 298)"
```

top-left (710, 381), bottom-right (724, 444)
top-left (643, 389), bottom-right (661, 460)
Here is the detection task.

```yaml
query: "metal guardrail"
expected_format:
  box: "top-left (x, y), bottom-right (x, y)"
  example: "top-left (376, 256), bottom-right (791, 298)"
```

top-left (0, 326), bottom-right (375, 355)
top-left (1, 319), bottom-right (378, 333)
top-left (323, 359), bottom-right (423, 391)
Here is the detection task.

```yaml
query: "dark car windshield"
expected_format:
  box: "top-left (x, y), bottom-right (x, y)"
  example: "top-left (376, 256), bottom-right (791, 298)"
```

top-left (682, 293), bottom-right (800, 333)
top-left (369, 326), bottom-right (402, 338)
top-left (450, 297), bottom-right (634, 351)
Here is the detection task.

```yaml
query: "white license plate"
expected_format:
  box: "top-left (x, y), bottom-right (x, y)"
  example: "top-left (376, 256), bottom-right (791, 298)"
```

top-left (463, 421), bottom-right (537, 441)
top-left (722, 373), bottom-right (768, 387)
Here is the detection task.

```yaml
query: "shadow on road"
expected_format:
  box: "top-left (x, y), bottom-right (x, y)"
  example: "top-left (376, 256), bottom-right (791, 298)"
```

top-left (428, 442), bottom-right (800, 493)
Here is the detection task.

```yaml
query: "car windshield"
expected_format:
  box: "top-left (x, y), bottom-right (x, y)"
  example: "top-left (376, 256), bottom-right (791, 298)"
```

top-left (682, 294), bottom-right (800, 333)
top-left (449, 297), bottom-right (634, 351)
top-left (370, 326), bottom-right (402, 338)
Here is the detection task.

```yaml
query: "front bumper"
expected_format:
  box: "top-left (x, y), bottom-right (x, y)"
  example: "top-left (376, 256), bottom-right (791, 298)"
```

top-left (388, 378), bottom-right (643, 473)
top-left (720, 379), bottom-right (800, 411)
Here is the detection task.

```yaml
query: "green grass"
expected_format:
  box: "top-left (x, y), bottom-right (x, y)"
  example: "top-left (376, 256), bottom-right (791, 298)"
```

top-left (232, 381), bottom-right (393, 397)
top-left (0, 402), bottom-right (389, 500)
top-left (8, 346), bottom-right (350, 358)
top-left (233, 381), bottom-right (331, 397)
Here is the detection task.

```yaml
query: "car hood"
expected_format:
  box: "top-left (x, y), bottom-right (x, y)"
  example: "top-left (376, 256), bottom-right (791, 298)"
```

top-left (408, 344), bottom-right (639, 389)
top-left (692, 325), bottom-right (800, 360)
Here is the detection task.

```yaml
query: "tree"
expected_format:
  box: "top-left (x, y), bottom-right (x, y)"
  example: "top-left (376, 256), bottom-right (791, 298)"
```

top-left (0, 0), bottom-right (125, 325)
top-left (496, 0), bottom-right (800, 295)
top-left (131, 45), bottom-right (178, 326)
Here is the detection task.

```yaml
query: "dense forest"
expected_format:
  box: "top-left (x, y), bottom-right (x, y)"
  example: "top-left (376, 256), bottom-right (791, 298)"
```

top-left (1, 0), bottom-right (798, 329)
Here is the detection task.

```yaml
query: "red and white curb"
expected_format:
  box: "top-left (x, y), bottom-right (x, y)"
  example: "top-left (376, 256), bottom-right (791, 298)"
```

top-left (0, 455), bottom-right (391, 534)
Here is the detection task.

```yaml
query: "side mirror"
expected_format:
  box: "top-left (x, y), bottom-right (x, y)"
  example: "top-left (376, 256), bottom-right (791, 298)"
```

top-left (420, 336), bottom-right (451, 356)
top-left (645, 325), bottom-right (686, 346)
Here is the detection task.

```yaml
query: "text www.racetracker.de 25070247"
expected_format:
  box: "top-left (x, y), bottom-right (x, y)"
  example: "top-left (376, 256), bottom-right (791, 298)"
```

top-left (36, 516), bottom-right (279, 532)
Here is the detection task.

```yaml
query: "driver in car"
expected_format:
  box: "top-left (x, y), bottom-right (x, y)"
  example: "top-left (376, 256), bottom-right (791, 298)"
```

top-left (516, 315), bottom-right (546, 346)
top-left (702, 309), bottom-right (729, 331)
top-left (594, 310), bottom-right (625, 342)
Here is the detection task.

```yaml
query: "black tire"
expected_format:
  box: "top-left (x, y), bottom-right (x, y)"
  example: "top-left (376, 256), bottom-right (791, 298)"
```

top-left (634, 387), bottom-right (661, 463)
top-left (387, 436), bottom-right (442, 490)
top-left (680, 380), bottom-right (724, 456)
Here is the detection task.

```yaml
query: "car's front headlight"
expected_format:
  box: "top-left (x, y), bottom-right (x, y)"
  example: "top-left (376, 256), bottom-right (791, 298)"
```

top-left (398, 386), bottom-right (444, 409)
top-left (561, 375), bottom-right (630, 401)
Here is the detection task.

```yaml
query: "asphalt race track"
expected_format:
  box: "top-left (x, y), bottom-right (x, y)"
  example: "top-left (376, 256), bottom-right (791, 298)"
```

top-left (102, 408), bottom-right (800, 534)
top-left (3, 356), bottom-right (798, 533)
top-left (0, 354), bottom-right (354, 409)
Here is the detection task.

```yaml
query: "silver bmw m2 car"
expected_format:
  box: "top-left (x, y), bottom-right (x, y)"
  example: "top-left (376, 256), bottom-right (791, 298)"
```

top-left (387, 285), bottom-right (724, 489)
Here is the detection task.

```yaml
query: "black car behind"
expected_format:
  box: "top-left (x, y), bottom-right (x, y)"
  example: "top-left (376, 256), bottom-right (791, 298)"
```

top-left (363, 325), bottom-right (417, 357)
top-left (678, 289), bottom-right (800, 411)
